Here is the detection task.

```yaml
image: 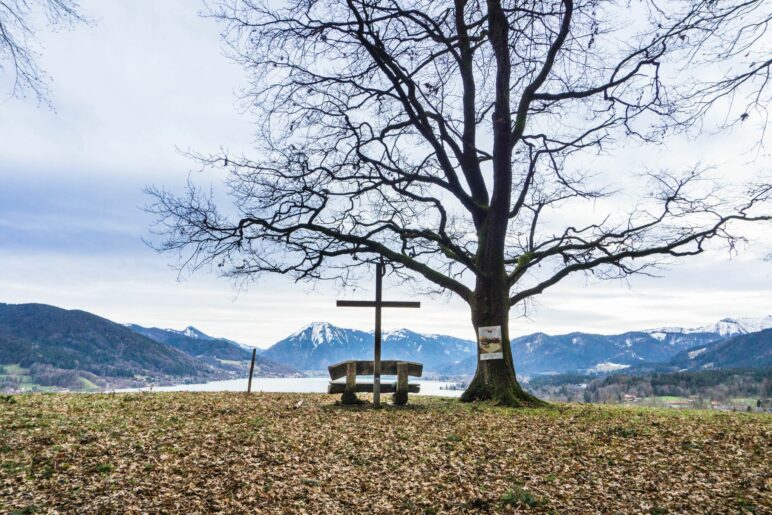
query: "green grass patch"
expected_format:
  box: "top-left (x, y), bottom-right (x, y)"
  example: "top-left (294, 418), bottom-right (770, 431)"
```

top-left (76, 377), bottom-right (100, 391)
top-left (0, 364), bottom-right (28, 375)
top-left (93, 463), bottom-right (114, 474)
top-left (1, 461), bottom-right (24, 474)
top-left (500, 486), bottom-right (544, 508)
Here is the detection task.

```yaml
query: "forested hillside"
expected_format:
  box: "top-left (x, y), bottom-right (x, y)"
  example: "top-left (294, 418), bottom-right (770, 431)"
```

top-left (0, 304), bottom-right (213, 390)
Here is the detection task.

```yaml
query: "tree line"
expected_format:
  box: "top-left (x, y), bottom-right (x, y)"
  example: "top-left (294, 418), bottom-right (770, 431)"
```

top-left (527, 368), bottom-right (771, 405)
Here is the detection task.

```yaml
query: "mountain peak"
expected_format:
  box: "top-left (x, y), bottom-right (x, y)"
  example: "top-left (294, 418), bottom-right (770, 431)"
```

top-left (180, 326), bottom-right (210, 339)
top-left (383, 328), bottom-right (417, 339)
top-left (294, 321), bottom-right (333, 330)
top-left (289, 321), bottom-right (339, 347)
top-left (696, 316), bottom-right (772, 336)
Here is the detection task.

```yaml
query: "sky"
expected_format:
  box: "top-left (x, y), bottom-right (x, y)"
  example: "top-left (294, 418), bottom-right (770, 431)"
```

top-left (0, 0), bottom-right (770, 347)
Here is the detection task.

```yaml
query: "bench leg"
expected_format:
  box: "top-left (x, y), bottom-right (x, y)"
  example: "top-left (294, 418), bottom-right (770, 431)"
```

top-left (393, 362), bottom-right (408, 406)
top-left (341, 361), bottom-right (359, 405)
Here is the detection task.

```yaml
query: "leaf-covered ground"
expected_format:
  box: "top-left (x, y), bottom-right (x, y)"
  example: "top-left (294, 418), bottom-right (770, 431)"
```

top-left (1, 393), bottom-right (769, 513)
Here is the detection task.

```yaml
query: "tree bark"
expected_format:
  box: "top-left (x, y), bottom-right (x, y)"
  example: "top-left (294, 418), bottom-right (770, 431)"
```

top-left (460, 275), bottom-right (545, 407)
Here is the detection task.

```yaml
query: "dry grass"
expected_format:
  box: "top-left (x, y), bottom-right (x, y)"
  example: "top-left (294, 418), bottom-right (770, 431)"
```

top-left (1, 392), bottom-right (769, 513)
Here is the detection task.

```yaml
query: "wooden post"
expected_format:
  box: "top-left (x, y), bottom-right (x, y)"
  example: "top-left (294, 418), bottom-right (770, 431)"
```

top-left (341, 361), bottom-right (358, 405)
top-left (247, 348), bottom-right (256, 394)
top-left (394, 361), bottom-right (408, 405)
top-left (373, 261), bottom-right (383, 407)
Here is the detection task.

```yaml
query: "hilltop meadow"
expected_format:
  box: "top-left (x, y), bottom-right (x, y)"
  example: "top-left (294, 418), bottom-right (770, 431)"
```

top-left (1, 392), bottom-right (769, 514)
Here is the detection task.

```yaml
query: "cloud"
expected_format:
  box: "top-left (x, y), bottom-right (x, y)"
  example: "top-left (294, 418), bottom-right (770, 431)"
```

top-left (0, 0), bottom-right (254, 175)
top-left (0, 0), bottom-right (769, 346)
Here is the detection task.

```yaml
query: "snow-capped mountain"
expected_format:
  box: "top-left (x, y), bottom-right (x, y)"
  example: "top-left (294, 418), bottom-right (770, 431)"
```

top-left (261, 322), bottom-right (373, 370)
top-left (287, 321), bottom-right (349, 348)
top-left (647, 316), bottom-right (772, 338)
top-left (179, 326), bottom-right (209, 339)
top-left (261, 322), bottom-right (475, 371)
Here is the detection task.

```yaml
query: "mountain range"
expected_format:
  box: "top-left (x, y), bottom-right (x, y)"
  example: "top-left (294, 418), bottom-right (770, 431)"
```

top-left (438, 318), bottom-right (772, 377)
top-left (438, 330), bottom-right (719, 377)
top-left (127, 324), bottom-right (292, 376)
top-left (0, 303), bottom-right (295, 391)
top-left (1, 301), bottom-right (770, 392)
top-left (259, 317), bottom-right (772, 377)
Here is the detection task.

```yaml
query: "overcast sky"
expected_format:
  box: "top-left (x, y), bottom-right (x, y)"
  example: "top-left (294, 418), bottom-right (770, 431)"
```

top-left (1, 0), bottom-right (770, 347)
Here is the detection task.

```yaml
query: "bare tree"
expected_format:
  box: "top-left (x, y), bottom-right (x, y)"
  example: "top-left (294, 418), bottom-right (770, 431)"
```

top-left (0, 0), bottom-right (85, 100)
top-left (148, 0), bottom-right (772, 405)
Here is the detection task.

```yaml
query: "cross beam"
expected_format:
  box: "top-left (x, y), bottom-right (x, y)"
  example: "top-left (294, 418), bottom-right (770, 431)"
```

top-left (336, 262), bottom-right (420, 407)
top-left (336, 300), bottom-right (421, 308)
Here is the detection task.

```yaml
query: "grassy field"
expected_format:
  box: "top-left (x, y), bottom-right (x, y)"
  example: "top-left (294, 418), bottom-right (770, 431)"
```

top-left (0, 365), bottom-right (61, 394)
top-left (1, 393), bottom-right (769, 514)
top-left (0, 364), bottom-right (31, 385)
top-left (0, 365), bottom-right (45, 393)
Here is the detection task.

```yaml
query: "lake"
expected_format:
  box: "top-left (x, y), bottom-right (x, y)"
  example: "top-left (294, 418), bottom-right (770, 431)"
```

top-left (120, 376), bottom-right (465, 397)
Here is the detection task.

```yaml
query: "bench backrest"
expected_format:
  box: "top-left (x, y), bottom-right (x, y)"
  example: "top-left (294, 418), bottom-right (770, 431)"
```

top-left (328, 360), bottom-right (423, 380)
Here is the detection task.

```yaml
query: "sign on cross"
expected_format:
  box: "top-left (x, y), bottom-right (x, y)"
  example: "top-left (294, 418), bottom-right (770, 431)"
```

top-left (336, 260), bottom-right (420, 407)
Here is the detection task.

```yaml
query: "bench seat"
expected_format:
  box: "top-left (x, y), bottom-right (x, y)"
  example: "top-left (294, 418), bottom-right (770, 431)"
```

top-left (327, 382), bottom-right (420, 394)
top-left (328, 359), bottom-right (423, 405)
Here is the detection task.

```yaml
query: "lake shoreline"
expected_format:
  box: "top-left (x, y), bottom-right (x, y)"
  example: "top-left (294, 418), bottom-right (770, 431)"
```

top-left (115, 376), bottom-right (466, 397)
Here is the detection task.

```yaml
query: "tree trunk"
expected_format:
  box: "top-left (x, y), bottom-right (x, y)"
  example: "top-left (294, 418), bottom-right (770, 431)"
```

top-left (460, 277), bottom-right (545, 407)
top-left (455, 0), bottom-right (543, 407)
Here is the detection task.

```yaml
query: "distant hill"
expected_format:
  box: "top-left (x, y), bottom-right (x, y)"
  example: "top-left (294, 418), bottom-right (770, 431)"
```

top-left (127, 324), bottom-right (296, 376)
top-left (127, 325), bottom-right (252, 361)
top-left (659, 328), bottom-right (772, 371)
top-left (165, 326), bottom-right (262, 353)
top-left (260, 322), bottom-right (475, 371)
top-left (0, 303), bottom-right (209, 379)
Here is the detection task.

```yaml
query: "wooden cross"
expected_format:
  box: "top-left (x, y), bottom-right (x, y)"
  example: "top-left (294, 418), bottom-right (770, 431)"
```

top-left (336, 261), bottom-right (420, 407)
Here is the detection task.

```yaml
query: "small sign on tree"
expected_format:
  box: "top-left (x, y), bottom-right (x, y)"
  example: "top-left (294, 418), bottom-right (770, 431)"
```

top-left (478, 326), bottom-right (503, 360)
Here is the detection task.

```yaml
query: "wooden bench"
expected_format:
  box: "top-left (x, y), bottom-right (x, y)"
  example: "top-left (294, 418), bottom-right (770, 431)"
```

top-left (327, 360), bottom-right (423, 405)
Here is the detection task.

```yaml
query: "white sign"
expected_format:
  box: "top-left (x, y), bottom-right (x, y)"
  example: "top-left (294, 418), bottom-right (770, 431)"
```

top-left (478, 325), bottom-right (503, 360)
